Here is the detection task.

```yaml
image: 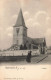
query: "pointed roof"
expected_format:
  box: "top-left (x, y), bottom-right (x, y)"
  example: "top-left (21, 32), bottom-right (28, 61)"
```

top-left (14, 9), bottom-right (26, 27)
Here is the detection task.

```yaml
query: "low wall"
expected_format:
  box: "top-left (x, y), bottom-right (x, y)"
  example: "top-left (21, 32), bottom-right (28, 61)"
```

top-left (47, 49), bottom-right (51, 54)
top-left (0, 49), bottom-right (40, 56)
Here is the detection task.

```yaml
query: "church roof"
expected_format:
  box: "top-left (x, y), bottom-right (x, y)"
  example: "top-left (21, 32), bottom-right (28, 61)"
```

top-left (33, 38), bottom-right (46, 45)
top-left (27, 37), bottom-right (46, 46)
top-left (14, 9), bottom-right (26, 27)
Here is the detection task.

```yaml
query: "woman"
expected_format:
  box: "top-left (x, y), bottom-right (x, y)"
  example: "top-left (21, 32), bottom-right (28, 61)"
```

top-left (26, 51), bottom-right (32, 62)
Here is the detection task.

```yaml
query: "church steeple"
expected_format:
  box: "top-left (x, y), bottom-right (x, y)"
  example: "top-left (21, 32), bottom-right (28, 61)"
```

top-left (13, 9), bottom-right (27, 47)
top-left (14, 9), bottom-right (26, 27)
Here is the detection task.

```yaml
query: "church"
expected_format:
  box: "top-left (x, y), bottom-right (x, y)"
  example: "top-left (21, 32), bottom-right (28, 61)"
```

top-left (9, 9), bottom-right (46, 54)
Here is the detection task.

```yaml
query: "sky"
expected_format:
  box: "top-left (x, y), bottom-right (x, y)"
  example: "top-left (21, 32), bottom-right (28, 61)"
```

top-left (0, 0), bottom-right (51, 49)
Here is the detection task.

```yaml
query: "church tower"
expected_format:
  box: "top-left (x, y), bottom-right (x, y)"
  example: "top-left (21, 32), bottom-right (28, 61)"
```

top-left (13, 9), bottom-right (27, 49)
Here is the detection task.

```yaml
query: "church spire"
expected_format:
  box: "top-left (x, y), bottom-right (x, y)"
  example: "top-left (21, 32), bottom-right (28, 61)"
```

top-left (14, 9), bottom-right (26, 27)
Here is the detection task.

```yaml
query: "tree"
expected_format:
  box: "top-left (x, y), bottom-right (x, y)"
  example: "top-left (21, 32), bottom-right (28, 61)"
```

top-left (20, 45), bottom-right (23, 50)
top-left (23, 44), bottom-right (27, 50)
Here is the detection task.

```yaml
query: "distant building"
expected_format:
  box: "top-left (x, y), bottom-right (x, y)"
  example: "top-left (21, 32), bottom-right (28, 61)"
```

top-left (9, 9), bottom-right (46, 54)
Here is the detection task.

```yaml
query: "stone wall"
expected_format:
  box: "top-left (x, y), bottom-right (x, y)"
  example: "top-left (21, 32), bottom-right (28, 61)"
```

top-left (0, 49), bottom-right (40, 56)
top-left (47, 49), bottom-right (51, 54)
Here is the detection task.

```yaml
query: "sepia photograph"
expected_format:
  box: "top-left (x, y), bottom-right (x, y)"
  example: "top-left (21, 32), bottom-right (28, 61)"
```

top-left (0, 0), bottom-right (51, 80)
